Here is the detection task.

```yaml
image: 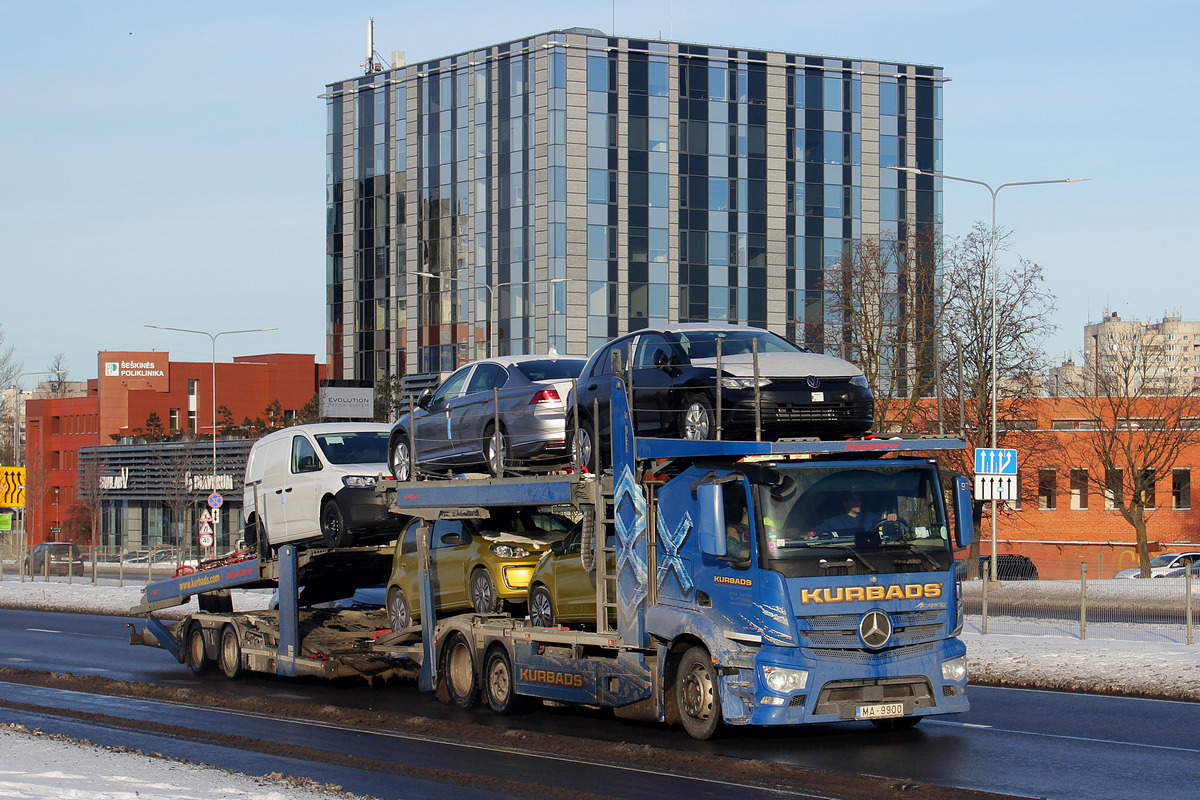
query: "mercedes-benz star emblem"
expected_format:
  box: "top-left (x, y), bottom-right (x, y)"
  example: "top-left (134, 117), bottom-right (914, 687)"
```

top-left (806, 375), bottom-right (821, 389)
top-left (859, 610), bottom-right (893, 649)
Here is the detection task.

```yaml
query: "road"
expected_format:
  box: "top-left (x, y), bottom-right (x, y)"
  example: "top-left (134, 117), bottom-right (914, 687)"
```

top-left (2, 608), bottom-right (1198, 800)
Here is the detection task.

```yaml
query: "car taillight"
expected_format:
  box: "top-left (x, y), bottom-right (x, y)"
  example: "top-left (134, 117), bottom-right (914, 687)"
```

top-left (529, 388), bottom-right (562, 405)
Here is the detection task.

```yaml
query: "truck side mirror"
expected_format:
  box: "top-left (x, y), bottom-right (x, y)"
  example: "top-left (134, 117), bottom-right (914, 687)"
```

top-left (953, 476), bottom-right (974, 549)
top-left (697, 483), bottom-right (727, 557)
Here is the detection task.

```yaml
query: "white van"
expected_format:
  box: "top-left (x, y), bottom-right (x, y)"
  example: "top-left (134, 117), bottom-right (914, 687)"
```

top-left (242, 423), bottom-right (402, 551)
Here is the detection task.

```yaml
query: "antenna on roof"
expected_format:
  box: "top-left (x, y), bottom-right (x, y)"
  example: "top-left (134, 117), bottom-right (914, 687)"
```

top-left (361, 18), bottom-right (387, 74)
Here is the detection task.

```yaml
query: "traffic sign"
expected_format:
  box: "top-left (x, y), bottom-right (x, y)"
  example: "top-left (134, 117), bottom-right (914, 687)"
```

top-left (207, 493), bottom-right (224, 509)
top-left (1, 467), bottom-right (25, 508)
top-left (199, 522), bottom-right (214, 535)
top-left (200, 509), bottom-right (213, 523)
top-left (200, 533), bottom-right (214, 548)
top-left (975, 447), bottom-right (1019, 501)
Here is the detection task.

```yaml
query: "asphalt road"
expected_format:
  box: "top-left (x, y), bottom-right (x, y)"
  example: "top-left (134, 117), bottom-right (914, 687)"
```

top-left (2, 608), bottom-right (1199, 800)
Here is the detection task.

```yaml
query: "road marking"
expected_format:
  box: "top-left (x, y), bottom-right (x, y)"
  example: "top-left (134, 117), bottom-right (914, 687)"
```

top-left (927, 715), bottom-right (1199, 754)
top-left (3, 658), bottom-right (31, 662)
top-left (25, 628), bottom-right (60, 634)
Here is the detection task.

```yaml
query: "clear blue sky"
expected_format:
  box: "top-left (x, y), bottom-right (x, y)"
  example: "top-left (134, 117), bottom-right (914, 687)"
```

top-left (2, 1), bottom-right (1195, 382)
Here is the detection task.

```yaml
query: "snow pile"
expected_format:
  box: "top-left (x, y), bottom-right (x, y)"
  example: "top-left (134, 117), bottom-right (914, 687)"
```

top-left (0, 579), bottom-right (271, 618)
top-left (0, 724), bottom-right (374, 800)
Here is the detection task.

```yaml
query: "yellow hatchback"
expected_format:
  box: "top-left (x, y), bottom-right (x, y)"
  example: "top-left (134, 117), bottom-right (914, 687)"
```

top-left (385, 509), bottom-right (573, 630)
top-left (527, 522), bottom-right (614, 628)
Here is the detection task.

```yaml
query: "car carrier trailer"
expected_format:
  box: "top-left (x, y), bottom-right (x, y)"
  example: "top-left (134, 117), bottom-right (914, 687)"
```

top-left (132, 357), bottom-right (975, 740)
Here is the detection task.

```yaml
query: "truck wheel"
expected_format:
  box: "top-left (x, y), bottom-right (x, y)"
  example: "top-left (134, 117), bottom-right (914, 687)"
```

top-left (871, 716), bottom-right (922, 731)
top-left (676, 646), bottom-right (721, 740)
top-left (484, 646), bottom-right (522, 715)
top-left (185, 623), bottom-right (209, 676)
top-left (440, 632), bottom-right (478, 709)
top-left (680, 393), bottom-right (716, 440)
top-left (387, 585), bottom-right (412, 630)
top-left (320, 500), bottom-right (354, 549)
top-left (470, 569), bottom-right (501, 614)
top-left (528, 586), bottom-right (556, 627)
top-left (484, 424), bottom-right (508, 477)
top-left (391, 436), bottom-right (412, 481)
top-left (219, 626), bottom-right (243, 680)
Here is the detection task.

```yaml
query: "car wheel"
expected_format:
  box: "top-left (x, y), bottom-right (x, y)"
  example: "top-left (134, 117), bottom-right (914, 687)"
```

top-left (440, 632), bottom-right (478, 710)
top-left (391, 435), bottom-right (412, 481)
top-left (484, 424), bottom-right (508, 478)
top-left (528, 585), bottom-right (556, 627)
top-left (320, 500), bottom-right (354, 549)
top-left (219, 626), bottom-right (243, 680)
top-left (484, 646), bottom-right (523, 715)
top-left (871, 716), bottom-right (922, 731)
top-left (185, 623), bottom-right (209, 676)
top-left (680, 393), bottom-right (716, 440)
top-left (470, 569), bottom-right (502, 614)
top-left (676, 646), bottom-right (721, 740)
top-left (572, 414), bottom-right (599, 471)
top-left (387, 585), bottom-right (412, 630)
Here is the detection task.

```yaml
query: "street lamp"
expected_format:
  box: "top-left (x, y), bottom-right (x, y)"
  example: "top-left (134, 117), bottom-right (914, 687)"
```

top-left (144, 325), bottom-right (276, 555)
top-left (889, 166), bottom-right (1090, 581)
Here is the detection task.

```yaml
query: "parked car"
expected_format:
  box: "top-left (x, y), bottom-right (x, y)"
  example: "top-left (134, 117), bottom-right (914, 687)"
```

top-left (387, 354), bottom-right (586, 480)
top-left (526, 521), bottom-right (615, 628)
top-left (23, 542), bottom-right (85, 577)
top-left (270, 583), bottom-right (386, 611)
top-left (384, 509), bottom-right (574, 629)
top-left (977, 554), bottom-right (1039, 581)
top-left (1114, 551), bottom-right (1200, 579)
top-left (568, 323), bottom-right (874, 467)
top-left (243, 423), bottom-right (402, 551)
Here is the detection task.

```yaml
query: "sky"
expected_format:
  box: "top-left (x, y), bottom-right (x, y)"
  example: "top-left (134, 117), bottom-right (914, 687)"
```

top-left (2, 0), bottom-right (1196, 383)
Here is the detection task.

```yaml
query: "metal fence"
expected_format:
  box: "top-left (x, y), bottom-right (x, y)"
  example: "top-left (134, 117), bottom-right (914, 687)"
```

top-left (962, 555), bottom-right (1197, 645)
top-left (0, 543), bottom-right (194, 587)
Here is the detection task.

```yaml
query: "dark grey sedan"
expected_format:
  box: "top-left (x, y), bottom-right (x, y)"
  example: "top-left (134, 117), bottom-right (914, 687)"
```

top-left (388, 355), bottom-right (586, 479)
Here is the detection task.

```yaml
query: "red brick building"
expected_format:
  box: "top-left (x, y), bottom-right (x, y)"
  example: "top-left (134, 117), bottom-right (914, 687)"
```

top-left (964, 397), bottom-right (1200, 580)
top-left (23, 351), bottom-right (325, 545)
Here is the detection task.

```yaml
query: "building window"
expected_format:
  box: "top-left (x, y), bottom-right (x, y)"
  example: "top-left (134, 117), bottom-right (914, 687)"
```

top-left (1104, 468), bottom-right (1123, 510)
top-left (1070, 469), bottom-right (1088, 510)
top-left (169, 409), bottom-right (180, 433)
top-left (1139, 469), bottom-right (1156, 509)
top-left (1038, 469), bottom-right (1056, 510)
top-left (1173, 468), bottom-right (1191, 509)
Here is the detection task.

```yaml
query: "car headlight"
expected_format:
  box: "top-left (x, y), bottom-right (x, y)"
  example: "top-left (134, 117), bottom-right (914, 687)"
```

top-left (491, 543), bottom-right (531, 558)
top-left (850, 375), bottom-right (870, 389)
top-left (942, 656), bottom-right (967, 683)
top-left (342, 475), bottom-right (377, 488)
top-left (761, 664), bottom-right (808, 693)
top-left (721, 376), bottom-right (772, 390)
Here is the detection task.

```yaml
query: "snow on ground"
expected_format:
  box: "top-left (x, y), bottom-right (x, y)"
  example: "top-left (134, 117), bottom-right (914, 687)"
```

top-left (1, 573), bottom-right (1198, 798)
top-left (0, 724), bottom-right (371, 800)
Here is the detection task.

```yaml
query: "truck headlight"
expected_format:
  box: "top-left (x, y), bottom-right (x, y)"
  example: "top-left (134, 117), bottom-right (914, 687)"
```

top-left (761, 665), bottom-right (808, 693)
top-left (721, 377), bottom-right (772, 390)
top-left (342, 475), bottom-right (377, 488)
top-left (491, 543), bottom-right (531, 558)
top-left (942, 656), bottom-right (967, 683)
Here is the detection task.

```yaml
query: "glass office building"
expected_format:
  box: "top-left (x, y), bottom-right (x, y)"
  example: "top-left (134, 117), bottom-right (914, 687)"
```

top-left (324, 28), bottom-right (943, 383)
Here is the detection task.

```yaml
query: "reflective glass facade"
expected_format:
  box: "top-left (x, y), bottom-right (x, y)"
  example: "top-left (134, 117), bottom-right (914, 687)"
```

top-left (324, 30), bottom-right (943, 380)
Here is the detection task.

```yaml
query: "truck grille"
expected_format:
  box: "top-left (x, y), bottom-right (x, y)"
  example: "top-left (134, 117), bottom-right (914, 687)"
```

top-left (813, 676), bottom-right (935, 717)
top-left (797, 610), bottom-right (944, 652)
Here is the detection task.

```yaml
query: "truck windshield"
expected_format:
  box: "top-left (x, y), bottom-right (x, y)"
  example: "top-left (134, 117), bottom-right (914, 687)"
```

top-left (754, 463), bottom-right (952, 579)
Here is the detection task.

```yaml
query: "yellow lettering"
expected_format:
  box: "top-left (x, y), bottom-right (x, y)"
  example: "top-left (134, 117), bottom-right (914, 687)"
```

top-left (824, 587), bottom-right (845, 603)
top-left (866, 586), bottom-right (885, 601)
top-left (905, 584), bottom-right (922, 599)
top-left (845, 587), bottom-right (865, 602)
top-left (801, 588), bottom-right (823, 603)
top-left (885, 585), bottom-right (905, 600)
top-left (924, 583), bottom-right (942, 598)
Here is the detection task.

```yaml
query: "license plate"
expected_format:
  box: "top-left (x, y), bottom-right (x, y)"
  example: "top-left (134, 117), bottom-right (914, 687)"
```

top-left (855, 702), bottom-right (905, 720)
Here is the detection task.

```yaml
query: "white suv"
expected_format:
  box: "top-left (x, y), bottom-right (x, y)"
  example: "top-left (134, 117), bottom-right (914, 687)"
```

top-left (242, 423), bottom-right (401, 551)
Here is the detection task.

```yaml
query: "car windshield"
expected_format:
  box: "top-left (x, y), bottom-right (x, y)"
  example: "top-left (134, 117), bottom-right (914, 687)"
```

top-left (1150, 554), bottom-right (1183, 567)
top-left (481, 508), bottom-right (575, 540)
top-left (753, 463), bottom-right (953, 578)
top-left (314, 431), bottom-right (390, 465)
top-left (515, 359), bottom-right (586, 382)
top-left (676, 329), bottom-right (802, 360)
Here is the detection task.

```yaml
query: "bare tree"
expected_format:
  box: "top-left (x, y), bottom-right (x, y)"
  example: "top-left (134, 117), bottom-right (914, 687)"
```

top-left (825, 224), bottom-right (942, 432)
top-left (46, 354), bottom-right (69, 397)
top-left (920, 222), bottom-right (1058, 576)
top-left (156, 439), bottom-right (201, 565)
top-left (71, 453), bottom-right (106, 584)
top-left (1058, 326), bottom-right (1200, 577)
top-left (0, 323), bottom-right (21, 465)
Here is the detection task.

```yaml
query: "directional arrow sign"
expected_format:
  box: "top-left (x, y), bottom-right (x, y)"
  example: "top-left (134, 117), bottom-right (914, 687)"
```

top-left (0, 467), bottom-right (25, 508)
top-left (975, 448), bottom-right (1018, 475)
top-left (975, 474), bottom-right (1018, 501)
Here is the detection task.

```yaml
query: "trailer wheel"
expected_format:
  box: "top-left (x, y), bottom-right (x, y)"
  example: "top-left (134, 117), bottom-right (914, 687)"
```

top-left (484, 646), bottom-right (522, 715)
top-left (469, 569), bottom-right (502, 614)
top-left (676, 646), bottom-right (721, 740)
top-left (440, 633), bottom-right (478, 709)
top-left (185, 623), bottom-right (209, 676)
top-left (219, 626), bottom-right (243, 680)
top-left (871, 716), bottom-right (922, 731)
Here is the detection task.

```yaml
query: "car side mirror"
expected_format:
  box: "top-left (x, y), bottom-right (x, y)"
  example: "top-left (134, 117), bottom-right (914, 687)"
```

top-left (417, 388), bottom-right (433, 410)
top-left (550, 540), bottom-right (565, 556)
top-left (298, 456), bottom-right (320, 472)
top-left (653, 348), bottom-right (669, 368)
